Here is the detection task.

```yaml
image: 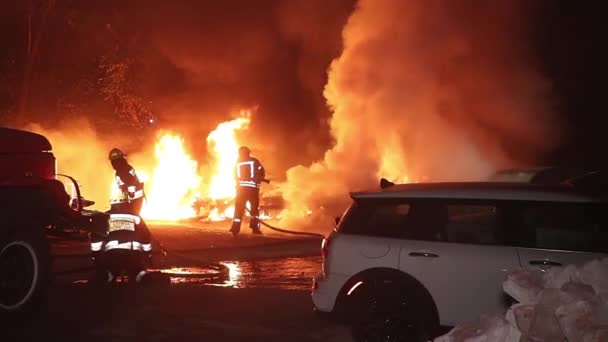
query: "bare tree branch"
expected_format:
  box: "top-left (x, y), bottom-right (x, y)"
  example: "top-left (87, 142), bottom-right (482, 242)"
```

top-left (16, 0), bottom-right (56, 124)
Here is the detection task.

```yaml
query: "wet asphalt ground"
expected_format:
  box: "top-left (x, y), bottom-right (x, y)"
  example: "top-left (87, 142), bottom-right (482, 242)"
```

top-left (5, 221), bottom-right (354, 341)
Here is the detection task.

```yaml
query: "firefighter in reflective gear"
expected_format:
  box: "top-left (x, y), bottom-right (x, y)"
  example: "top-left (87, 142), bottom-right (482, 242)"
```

top-left (89, 211), bottom-right (153, 283)
top-left (88, 148), bottom-right (153, 282)
top-left (230, 146), bottom-right (265, 235)
top-left (109, 148), bottom-right (145, 215)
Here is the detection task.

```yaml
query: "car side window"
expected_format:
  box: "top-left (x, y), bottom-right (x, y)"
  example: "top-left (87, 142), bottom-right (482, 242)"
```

top-left (400, 202), bottom-right (448, 241)
top-left (367, 203), bottom-right (411, 237)
top-left (444, 204), bottom-right (500, 245)
top-left (523, 202), bottom-right (607, 253)
top-left (341, 200), bottom-right (506, 244)
top-left (339, 200), bottom-right (411, 238)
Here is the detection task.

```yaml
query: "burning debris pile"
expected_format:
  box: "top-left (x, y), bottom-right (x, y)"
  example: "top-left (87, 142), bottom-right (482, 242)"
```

top-left (436, 259), bottom-right (608, 342)
top-left (30, 112), bottom-right (284, 225)
top-left (133, 116), bottom-right (247, 222)
top-left (113, 110), bottom-right (282, 223)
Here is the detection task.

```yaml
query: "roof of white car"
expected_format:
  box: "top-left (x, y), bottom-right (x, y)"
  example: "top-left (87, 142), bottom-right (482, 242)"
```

top-left (351, 182), bottom-right (605, 203)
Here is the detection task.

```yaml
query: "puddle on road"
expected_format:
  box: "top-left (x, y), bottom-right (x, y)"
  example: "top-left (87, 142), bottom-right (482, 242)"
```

top-left (159, 256), bottom-right (322, 291)
top-left (156, 265), bottom-right (226, 284)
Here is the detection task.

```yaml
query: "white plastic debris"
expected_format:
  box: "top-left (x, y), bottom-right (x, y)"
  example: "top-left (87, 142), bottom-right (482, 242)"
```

top-left (578, 258), bottom-right (608, 302)
top-left (435, 258), bottom-right (608, 342)
top-left (505, 304), bottom-right (534, 336)
top-left (502, 269), bottom-right (544, 304)
top-left (527, 289), bottom-right (565, 341)
top-left (560, 281), bottom-right (598, 305)
top-left (556, 299), bottom-right (595, 342)
top-left (543, 264), bottom-right (579, 289)
top-left (555, 281), bottom-right (608, 342)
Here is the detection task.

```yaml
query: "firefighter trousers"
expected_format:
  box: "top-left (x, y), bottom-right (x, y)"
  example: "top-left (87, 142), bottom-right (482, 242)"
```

top-left (231, 186), bottom-right (260, 232)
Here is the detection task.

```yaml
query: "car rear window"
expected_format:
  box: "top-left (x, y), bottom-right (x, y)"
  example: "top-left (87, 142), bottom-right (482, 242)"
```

top-left (523, 202), bottom-right (608, 253)
top-left (337, 200), bottom-right (411, 238)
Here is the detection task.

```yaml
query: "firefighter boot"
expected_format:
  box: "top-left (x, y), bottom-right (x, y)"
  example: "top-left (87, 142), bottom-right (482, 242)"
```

top-left (229, 220), bottom-right (241, 237)
top-left (250, 218), bottom-right (262, 235)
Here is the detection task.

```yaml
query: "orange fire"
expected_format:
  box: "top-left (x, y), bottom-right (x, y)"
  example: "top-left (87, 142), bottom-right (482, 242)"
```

top-left (110, 133), bottom-right (201, 221)
top-left (378, 146), bottom-right (410, 184)
top-left (206, 116), bottom-right (250, 200)
top-left (109, 112), bottom-right (254, 222)
top-left (39, 114), bottom-right (273, 224)
top-left (140, 134), bottom-right (201, 220)
top-left (205, 115), bottom-right (251, 221)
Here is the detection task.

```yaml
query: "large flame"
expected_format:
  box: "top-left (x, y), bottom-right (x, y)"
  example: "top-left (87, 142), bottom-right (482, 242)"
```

top-left (205, 115), bottom-right (251, 221)
top-left (206, 116), bottom-right (250, 200)
top-left (139, 134), bottom-right (201, 220)
top-left (108, 113), bottom-right (252, 222)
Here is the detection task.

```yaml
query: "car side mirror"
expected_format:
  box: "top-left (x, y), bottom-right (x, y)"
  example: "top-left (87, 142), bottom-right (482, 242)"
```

top-left (57, 174), bottom-right (83, 213)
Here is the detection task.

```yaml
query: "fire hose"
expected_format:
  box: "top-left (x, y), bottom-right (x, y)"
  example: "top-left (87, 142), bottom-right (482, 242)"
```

top-left (243, 179), bottom-right (325, 238)
top-left (245, 206), bottom-right (325, 239)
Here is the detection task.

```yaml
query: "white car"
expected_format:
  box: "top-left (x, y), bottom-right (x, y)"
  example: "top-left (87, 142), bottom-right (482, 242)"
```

top-left (312, 181), bottom-right (607, 341)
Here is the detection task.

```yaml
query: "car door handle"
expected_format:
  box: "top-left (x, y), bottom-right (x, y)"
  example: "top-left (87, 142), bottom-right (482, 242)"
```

top-left (409, 252), bottom-right (439, 258)
top-left (529, 260), bottom-right (562, 267)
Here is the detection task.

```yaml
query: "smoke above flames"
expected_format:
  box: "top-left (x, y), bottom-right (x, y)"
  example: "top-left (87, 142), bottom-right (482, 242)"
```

top-left (11, 0), bottom-right (560, 232)
top-left (280, 0), bottom-right (558, 229)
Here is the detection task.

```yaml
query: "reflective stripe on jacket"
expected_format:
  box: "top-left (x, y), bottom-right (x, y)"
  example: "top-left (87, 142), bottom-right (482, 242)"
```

top-left (235, 157), bottom-right (265, 188)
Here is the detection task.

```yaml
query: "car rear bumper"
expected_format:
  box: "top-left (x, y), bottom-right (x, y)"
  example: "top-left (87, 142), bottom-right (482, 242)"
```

top-left (311, 272), bottom-right (349, 321)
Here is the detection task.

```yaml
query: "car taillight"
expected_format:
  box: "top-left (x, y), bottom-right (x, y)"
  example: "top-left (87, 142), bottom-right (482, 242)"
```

top-left (321, 238), bottom-right (330, 258)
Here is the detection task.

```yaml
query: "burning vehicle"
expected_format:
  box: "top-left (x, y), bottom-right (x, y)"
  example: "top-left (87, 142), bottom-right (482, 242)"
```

top-left (192, 190), bottom-right (285, 222)
top-left (122, 113), bottom-right (285, 224)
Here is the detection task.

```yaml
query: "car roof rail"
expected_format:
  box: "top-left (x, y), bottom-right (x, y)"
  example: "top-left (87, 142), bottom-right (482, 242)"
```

top-left (380, 178), bottom-right (395, 189)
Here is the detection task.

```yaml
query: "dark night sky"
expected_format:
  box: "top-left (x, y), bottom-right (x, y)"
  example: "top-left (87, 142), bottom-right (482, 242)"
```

top-left (534, 1), bottom-right (608, 169)
top-left (0, 0), bottom-right (607, 171)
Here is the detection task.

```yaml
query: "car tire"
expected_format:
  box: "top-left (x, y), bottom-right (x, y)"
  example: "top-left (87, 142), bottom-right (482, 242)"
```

top-left (349, 277), bottom-right (437, 342)
top-left (0, 228), bottom-right (50, 316)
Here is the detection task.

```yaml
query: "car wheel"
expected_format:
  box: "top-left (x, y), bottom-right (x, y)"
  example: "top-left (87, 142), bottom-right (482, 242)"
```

top-left (350, 278), bottom-right (434, 342)
top-left (0, 230), bottom-right (50, 315)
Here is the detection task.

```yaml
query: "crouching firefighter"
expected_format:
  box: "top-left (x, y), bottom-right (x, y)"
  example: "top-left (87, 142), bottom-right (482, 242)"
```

top-left (88, 148), bottom-right (153, 283)
top-left (230, 146), bottom-right (266, 236)
top-left (89, 210), bottom-right (153, 283)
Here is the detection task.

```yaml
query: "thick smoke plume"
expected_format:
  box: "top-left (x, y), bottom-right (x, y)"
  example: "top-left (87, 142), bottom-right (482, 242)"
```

top-left (281, 0), bottom-right (557, 231)
top-left (1, 0), bottom-right (354, 177)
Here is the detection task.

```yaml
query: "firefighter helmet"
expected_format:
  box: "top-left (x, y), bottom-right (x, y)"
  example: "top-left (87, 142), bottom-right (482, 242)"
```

top-left (238, 146), bottom-right (251, 158)
top-left (109, 148), bottom-right (126, 161)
